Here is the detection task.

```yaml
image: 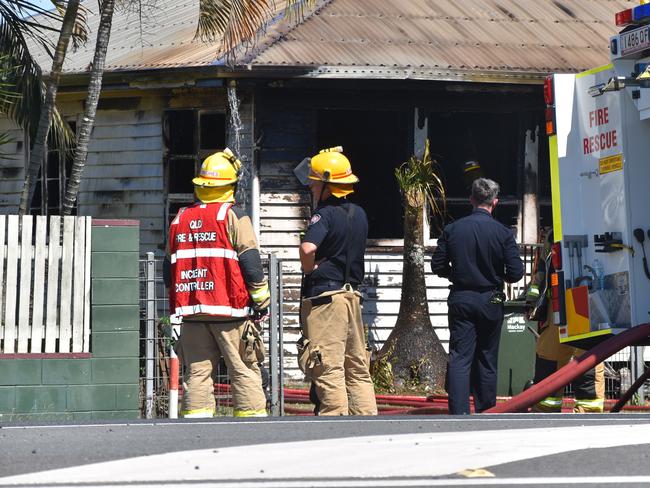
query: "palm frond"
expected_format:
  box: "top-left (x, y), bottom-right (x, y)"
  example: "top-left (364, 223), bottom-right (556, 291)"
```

top-left (51, 0), bottom-right (90, 49)
top-left (0, 1), bottom-right (90, 55)
top-left (0, 132), bottom-right (14, 145)
top-left (196, 0), bottom-right (315, 61)
top-left (0, 131), bottom-right (16, 158)
top-left (0, 0), bottom-right (61, 59)
top-left (0, 58), bottom-right (20, 107)
top-left (284, 0), bottom-right (315, 22)
top-left (50, 105), bottom-right (76, 152)
top-left (196, 0), bottom-right (271, 54)
top-left (0, 15), bottom-right (45, 139)
top-left (395, 139), bottom-right (447, 231)
top-left (0, 18), bottom-right (74, 150)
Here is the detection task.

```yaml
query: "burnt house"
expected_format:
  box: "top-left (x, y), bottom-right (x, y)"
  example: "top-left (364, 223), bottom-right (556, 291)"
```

top-left (0, 0), bottom-right (626, 374)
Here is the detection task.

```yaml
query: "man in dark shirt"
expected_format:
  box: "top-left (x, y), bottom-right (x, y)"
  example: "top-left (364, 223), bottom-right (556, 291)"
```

top-left (431, 178), bottom-right (524, 414)
top-left (298, 147), bottom-right (377, 416)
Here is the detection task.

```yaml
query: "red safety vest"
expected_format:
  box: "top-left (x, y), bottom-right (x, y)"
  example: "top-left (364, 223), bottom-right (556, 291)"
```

top-left (168, 202), bottom-right (250, 318)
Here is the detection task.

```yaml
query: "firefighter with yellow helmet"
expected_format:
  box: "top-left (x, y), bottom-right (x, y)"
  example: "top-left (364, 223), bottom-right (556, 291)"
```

top-left (295, 147), bottom-right (377, 416)
top-left (166, 148), bottom-right (270, 418)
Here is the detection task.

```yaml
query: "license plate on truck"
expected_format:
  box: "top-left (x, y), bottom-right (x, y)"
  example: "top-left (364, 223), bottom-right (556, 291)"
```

top-left (620, 25), bottom-right (650, 56)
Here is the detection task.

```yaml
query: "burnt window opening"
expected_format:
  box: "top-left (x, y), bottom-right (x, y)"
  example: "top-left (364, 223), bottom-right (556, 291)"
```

top-left (168, 157), bottom-right (195, 195)
top-left (427, 110), bottom-right (549, 240)
top-left (316, 109), bottom-right (410, 240)
top-left (164, 109), bottom-right (227, 227)
top-left (200, 113), bottom-right (227, 151)
top-left (94, 97), bottom-right (140, 112)
top-left (31, 120), bottom-right (77, 216)
top-left (166, 109), bottom-right (196, 156)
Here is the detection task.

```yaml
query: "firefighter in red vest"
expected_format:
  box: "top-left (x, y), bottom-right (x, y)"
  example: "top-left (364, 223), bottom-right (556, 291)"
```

top-left (167, 148), bottom-right (270, 418)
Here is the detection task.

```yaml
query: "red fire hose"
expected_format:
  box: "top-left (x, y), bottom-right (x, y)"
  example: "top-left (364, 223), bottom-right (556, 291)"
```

top-left (611, 366), bottom-right (650, 412)
top-left (209, 325), bottom-right (650, 415)
top-left (486, 323), bottom-right (650, 413)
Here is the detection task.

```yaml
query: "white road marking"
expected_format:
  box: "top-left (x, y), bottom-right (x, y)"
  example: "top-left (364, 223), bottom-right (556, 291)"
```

top-left (2, 415), bottom-right (649, 430)
top-left (3, 477), bottom-right (650, 488)
top-left (1, 424), bottom-right (649, 486)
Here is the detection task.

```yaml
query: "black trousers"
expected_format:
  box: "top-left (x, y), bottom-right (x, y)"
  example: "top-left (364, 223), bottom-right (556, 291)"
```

top-left (447, 290), bottom-right (504, 415)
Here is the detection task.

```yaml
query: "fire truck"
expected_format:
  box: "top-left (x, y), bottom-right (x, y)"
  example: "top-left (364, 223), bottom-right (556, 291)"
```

top-left (487, 2), bottom-right (650, 414)
top-left (544, 1), bottom-right (650, 350)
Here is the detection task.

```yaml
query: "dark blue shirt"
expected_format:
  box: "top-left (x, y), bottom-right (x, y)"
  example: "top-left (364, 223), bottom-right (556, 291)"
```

top-left (431, 208), bottom-right (524, 290)
top-left (303, 197), bottom-right (367, 287)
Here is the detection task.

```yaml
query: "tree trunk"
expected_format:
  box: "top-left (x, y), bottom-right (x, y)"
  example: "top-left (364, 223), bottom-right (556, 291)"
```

top-left (18, 0), bottom-right (80, 215)
top-left (62, 0), bottom-right (115, 215)
top-left (379, 190), bottom-right (447, 392)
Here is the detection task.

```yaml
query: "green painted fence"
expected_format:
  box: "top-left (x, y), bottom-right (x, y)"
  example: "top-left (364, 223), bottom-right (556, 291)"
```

top-left (0, 219), bottom-right (140, 421)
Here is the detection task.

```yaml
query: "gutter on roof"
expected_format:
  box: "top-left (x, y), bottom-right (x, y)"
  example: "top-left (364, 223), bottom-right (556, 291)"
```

top-left (52, 66), bottom-right (241, 89)
top-left (52, 61), bottom-right (560, 89)
top-left (225, 64), bottom-right (559, 84)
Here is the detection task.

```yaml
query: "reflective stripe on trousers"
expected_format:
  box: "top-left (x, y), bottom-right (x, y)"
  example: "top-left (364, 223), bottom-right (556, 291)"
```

top-left (233, 409), bottom-right (268, 417)
top-left (532, 396), bottom-right (563, 413)
top-left (181, 407), bottom-right (215, 418)
top-left (574, 398), bottom-right (605, 413)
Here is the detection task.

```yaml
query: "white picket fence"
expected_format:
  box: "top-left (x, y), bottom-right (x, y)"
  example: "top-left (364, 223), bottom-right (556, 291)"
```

top-left (0, 215), bottom-right (91, 354)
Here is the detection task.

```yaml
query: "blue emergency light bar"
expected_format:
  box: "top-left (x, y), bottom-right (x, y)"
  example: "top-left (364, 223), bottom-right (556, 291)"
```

top-left (635, 4), bottom-right (650, 22)
top-left (616, 3), bottom-right (650, 27)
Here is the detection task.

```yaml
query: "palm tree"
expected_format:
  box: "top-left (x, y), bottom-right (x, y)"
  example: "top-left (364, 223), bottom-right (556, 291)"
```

top-left (0, 0), bottom-right (80, 178)
top-left (18, 0), bottom-right (81, 215)
top-left (62, 0), bottom-right (115, 215)
top-left (376, 140), bottom-right (448, 392)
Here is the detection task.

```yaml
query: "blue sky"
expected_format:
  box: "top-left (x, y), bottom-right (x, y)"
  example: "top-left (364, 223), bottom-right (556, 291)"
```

top-left (31, 0), bottom-right (54, 11)
top-left (21, 0), bottom-right (58, 18)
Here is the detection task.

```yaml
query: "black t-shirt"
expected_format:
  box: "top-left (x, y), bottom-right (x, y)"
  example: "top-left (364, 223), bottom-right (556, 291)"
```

top-left (303, 197), bottom-right (368, 286)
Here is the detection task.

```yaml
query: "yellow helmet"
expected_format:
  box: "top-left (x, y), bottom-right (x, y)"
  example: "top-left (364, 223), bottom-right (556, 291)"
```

top-left (462, 159), bottom-right (484, 188)
top-left (309, 146), bottom-right (358, 184)
top-left (192, 148), bottom-right (241, 187)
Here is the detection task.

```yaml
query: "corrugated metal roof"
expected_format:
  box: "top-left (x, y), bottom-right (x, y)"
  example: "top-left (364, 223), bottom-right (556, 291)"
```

top-left (245, 0), bottom-right (635, 82)
top-left (28, 0), bottom-right (286, 73)
top-left (30, 0), bottom-right (635, 81)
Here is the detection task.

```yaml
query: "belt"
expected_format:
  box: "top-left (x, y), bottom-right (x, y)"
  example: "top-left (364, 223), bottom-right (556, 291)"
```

top-left (449, 285), bottom-right (499, 293)
top-left (306, 280), bottom-right (359, 290)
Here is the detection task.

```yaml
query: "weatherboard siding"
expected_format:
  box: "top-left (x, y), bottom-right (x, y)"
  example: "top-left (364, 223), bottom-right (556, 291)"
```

top-left (0, 120), bottom-right (26, 212)
top-left (66, 99), bottom-right (166, 252)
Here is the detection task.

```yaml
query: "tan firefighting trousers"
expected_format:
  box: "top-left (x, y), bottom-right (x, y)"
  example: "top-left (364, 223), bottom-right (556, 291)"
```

top-left (179, 320), bottom-right (267, 418)
top-left (300, 288), bottom-right (377, 416)
top-left (533, 320), bottom-right (605, 413)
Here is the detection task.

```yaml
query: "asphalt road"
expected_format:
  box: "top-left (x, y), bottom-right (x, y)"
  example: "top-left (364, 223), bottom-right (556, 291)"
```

top-left (1, 414), bottom-right (650, 487)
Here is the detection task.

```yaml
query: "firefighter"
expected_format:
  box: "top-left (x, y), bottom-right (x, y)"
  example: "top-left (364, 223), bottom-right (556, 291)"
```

top-left (431, 178), bottom-right (524, 414)
top-left (526, 229), bottom-right (605, 413)
top-left (297, 147), bottom-right (377, 416)
top-left (167, 148), bottom-right (270, 418)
